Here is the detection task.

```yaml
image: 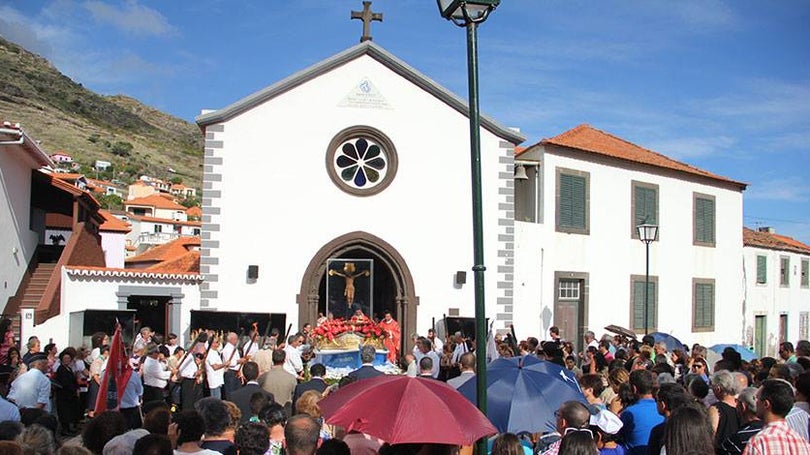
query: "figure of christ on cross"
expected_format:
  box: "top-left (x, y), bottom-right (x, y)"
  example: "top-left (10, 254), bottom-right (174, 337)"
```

top-left (328, 262), bottom-right (370, 310)
top-left (351, 1), bottom-right (383, 43)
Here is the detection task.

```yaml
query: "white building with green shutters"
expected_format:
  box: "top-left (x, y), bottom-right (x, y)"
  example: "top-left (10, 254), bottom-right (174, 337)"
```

top-left (512, 124), bottom-right (748, 350)
top-left (742, 227), bottom-right (810, 357)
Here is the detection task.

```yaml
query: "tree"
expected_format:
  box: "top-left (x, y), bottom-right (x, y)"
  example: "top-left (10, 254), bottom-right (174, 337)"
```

top-left (111, 141), bottom-right (133, 157)
top-left (96, 193), bottom-right (123, 210)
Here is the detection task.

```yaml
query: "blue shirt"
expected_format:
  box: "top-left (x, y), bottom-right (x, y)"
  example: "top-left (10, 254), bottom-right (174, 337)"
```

top-left (119, 371), bottom-right (143, 408)
top-left (619, 398), bottom-right (663, 455)
top-left (0, 396), bottom-right (20, 422)
top-left (8, 368), bottom-right (51, 412)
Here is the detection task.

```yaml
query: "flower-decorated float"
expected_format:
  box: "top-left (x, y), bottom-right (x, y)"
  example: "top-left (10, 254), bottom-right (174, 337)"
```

top-left (311, 314), bottom-right (392, 372)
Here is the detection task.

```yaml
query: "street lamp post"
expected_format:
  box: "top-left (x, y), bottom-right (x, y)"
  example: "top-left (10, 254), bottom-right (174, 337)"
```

top-left (436, 0), bottom-right (499, 445)
top-left (636, 223), bottom-right (659, 335)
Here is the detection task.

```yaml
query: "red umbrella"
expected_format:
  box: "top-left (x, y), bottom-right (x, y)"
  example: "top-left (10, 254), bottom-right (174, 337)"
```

top-left (319, 375), bottom-right (497, 445)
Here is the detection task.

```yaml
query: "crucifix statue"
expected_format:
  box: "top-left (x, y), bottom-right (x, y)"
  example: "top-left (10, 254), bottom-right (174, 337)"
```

top-left (351, 1), bottom-right (383, 43)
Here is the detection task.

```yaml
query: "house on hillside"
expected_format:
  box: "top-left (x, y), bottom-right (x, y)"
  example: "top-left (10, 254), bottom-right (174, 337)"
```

top-left (513, 124), bottom-right (747, 348)
top-left (49, 152), bottom-right (73, 164)
top-left (742, 227), bottom-right (810, 357)
top-left (170, 184), bottom-right (197, 199)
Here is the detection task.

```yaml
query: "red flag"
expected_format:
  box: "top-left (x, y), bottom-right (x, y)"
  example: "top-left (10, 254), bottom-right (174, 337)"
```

top-left (94, 323), bottom-right (133, 415)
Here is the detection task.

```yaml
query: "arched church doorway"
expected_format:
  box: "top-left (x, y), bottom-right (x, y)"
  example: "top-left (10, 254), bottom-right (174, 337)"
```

top-left (297, 232), bottom-right (418, 360)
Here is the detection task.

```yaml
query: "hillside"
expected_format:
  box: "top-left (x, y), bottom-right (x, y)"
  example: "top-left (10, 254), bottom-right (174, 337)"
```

top-left (0, 36), bottom-right (203, 189)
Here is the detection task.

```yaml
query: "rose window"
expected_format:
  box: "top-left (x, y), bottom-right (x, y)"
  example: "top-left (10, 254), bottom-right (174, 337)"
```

top-left (326, 126), bottom-right (398, 197)
top-left (335, 137), bottom-right (388, 188)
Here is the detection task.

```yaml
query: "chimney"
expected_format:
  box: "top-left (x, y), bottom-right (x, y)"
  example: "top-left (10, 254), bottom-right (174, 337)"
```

top-left (758, 226), bottom-right (775, 234)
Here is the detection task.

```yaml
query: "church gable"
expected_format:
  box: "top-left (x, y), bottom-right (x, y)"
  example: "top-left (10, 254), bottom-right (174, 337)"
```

top-left (196, 41), bottom-right (524, 145)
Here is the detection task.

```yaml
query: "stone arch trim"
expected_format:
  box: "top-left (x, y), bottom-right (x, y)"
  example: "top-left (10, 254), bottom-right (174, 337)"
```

top-left (297, 231), bottom-right (418, 353)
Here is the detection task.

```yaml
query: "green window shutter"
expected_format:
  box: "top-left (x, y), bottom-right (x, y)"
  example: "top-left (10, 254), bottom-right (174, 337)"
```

top-left (694, 283), bottom-right (715, 329)
top-left (695, 198), bottom-right (715, 243)
top-left (633, 280), bottom-right (656, 331)
top-left (635, 186), bottom-right (657, 226)
top-left (802, 260), bottom-right (809, 287)
top-left (560, 174), bottom-right (586, 229)
top-left (757, 256), bottom-right (767, 284)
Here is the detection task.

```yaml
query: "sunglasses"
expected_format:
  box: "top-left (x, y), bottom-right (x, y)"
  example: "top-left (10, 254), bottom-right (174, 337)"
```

top-left (564, 427), bottom-right (594, 438)
top-left (692, 364), bottom-right (705, 369)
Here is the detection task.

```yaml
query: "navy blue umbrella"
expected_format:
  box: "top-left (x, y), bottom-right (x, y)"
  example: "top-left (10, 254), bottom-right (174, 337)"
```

top-left (458, 355), bottom-right (587, 434)
top-left (649, 332), bottom-right (686, 352)
top-left (710, 344), bottom-right (757, 362)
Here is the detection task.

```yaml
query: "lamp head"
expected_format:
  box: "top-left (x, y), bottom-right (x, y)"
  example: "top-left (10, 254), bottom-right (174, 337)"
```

top-left (437, 0), bottom-right (500, 26)
top-left (636, 223), bottom-right (659, 244)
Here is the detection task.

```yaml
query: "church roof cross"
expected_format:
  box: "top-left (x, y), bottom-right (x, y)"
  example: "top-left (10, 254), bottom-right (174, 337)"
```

top-left (351, 1), bottom-right (383, 43)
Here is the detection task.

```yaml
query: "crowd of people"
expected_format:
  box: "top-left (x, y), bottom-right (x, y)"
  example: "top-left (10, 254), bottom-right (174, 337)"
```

top-left (0, 315), bottom-right (808, 455)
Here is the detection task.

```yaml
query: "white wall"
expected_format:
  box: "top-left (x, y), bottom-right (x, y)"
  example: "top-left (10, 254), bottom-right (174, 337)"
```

top-left (743, 246), bottom-right (810, 357)
top-left (204, 54), bottom-right (510, 334)
top-left (0, 151), bottom-right (38, 309)
top-left (513, 146), bottom-right (744, 348)
top-left (31, 268), bottom-right (202, 348)
top-left (101, 231), bottom-right (127, 268)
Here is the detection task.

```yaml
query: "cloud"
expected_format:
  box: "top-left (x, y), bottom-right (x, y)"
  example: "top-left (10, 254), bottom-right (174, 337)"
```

top-left (747, 177), bottom-right (810, 202)
top-left (82, 0), bottom-right (177, 37)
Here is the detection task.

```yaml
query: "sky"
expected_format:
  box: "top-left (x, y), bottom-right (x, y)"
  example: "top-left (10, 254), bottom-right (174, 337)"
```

top-left (2, 0), bottom-right (810, 243)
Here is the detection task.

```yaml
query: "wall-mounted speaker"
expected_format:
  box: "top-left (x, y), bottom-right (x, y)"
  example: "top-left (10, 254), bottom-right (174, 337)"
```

top-left (247, 265), bottom-right (259, 279)
top-left (455, 271), bottom-right (466, 285)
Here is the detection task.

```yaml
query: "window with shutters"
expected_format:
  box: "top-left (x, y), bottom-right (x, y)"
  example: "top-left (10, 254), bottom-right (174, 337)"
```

top-left (780, 256), bottom-right (790, 286)
top-left (630, 275), bottom-right (658, 333)
top-left (756, 255), bottom-right (767, 284)
top-left (693, 193), bottom-right (716, 247)
top-left (631, 181), bottom-right (659, 239)
top-left (555, 168), bottom-right (589, 235)
top-left (801, 259), bottom-right (809, 288)
top-left (692, 278), bottom-right (715, 332)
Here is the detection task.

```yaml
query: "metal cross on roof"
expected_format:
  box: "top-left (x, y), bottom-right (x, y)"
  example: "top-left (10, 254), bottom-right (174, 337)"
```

top-left (351, 1), bottom-right (383, 43)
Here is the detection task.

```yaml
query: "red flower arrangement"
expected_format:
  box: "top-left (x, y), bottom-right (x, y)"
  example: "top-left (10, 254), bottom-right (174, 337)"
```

top-left (312, 318), bottom-right (388, 345)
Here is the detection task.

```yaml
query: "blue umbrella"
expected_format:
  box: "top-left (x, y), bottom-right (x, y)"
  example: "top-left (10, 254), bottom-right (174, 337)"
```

top-left (649, 332), bottom-right (686, 352)
top-left (710, 344), bottom-right (757, 362)
top-left (458, 355), bottom-right (587, 434)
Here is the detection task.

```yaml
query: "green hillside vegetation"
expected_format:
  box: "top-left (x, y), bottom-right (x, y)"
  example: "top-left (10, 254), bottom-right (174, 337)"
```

top-left (0, 36), bottom-right (203, 189)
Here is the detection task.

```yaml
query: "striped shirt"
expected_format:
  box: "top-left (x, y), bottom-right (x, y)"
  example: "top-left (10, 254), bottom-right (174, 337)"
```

top-left (743, 420), bottom-right (810, 455)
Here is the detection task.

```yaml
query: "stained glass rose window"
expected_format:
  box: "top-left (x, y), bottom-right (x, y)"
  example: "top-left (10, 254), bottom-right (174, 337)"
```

top-left (326, 126), bottom-right (398, 196)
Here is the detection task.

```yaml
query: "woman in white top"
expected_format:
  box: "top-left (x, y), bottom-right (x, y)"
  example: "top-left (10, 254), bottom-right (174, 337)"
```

top-left (205, 337), bottom-right (226, 400)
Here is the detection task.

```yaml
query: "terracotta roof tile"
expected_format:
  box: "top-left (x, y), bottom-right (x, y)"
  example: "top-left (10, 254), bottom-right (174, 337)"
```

top-left (126, 236), bottom-right (201, 264)
top-left (146, 251), bottom-right (200, 274)
top-left (743, 227), bottom-right (810, 255)
top-left (99, 210), bottom-right (131, 233)
top-left (65, 265), bottom-right (201, 281)
top-left (185, 206), bottom-right (202, 218)
top-left (539, 124), bottom-right (747, 189)
top-left (124, 194), bottom-right (186, 211)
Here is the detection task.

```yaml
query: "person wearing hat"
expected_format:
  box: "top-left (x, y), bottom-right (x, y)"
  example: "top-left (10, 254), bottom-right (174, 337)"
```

top-left (7, 353), bottom-right (51, 412)
top-left (142, 342), bottom-right (176, 404)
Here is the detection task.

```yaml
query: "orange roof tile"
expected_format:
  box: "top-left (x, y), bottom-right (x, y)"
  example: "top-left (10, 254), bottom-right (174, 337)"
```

top-left (185, 206), bottom-right (202, 218)
top-left (51, 173), bottom-right (85, 181)
top-left (743, 227), bottom-right (810, 255)
top-left (146, 251), bottom-right (200, 274)
top-left (126, 236), bottom-right (201, 264)
top-left (65, 265), bottom-right (201, 281)
top-left (99, 210), bottom-right (131, 233)
top-left (124, 194), bottom-right (186, 211)
top-left (539, 124), bottom-right (747, 189)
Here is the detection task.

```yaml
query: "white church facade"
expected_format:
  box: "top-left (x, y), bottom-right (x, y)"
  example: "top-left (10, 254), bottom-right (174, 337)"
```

top-left (195, 41), bottom-right (524, 343)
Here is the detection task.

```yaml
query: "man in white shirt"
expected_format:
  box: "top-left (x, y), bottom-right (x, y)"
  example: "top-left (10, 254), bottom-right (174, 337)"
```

top-left (450, 332), bottom-right (469, 365)
top-left (205, 337), bottom-right (226, 399)
top-left (220, 332), bottom-right (242, 399)
top-left (414, 337), bottom-right (440, 378)
top-left (8, 354), bottom-right (51, 412)
top-left (178, 351), bottom-right (203, 411)
top-left (164, 333), bottom-right (179, 356)
top-left (427, 329), bottom-right (444, 354)
top-left (283, 333), bottom-right (305, 379)
top-left (142, 343), bottom-right (175, 403)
